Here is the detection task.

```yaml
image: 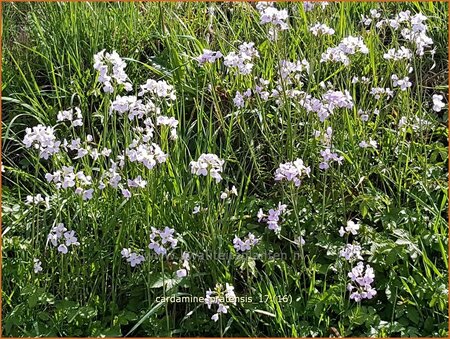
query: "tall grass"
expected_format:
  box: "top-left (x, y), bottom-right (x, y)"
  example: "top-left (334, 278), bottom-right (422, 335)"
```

top-left (2, 1), bottom-right (448, 337)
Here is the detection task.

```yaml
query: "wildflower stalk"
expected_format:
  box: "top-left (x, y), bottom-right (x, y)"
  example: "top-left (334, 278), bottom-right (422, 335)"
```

top-left (161, 256), bottom-right (170, 334)
top-left (288, 184), bottom-right (307, 302)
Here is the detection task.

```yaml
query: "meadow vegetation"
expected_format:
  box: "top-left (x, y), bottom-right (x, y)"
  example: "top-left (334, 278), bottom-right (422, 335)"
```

top-left (2, 1), bottom-right (448, 337)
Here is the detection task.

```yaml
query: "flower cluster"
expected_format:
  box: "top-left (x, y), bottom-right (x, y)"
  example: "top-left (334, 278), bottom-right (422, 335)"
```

top-left (257, 202), bottom-right (288, 234)
top-left (323, 90), bottom-right (354, 110)
top-left (359, 139), bottom-right (378, 149)
top-left (47, 223), bottom-right (80, 254)
top-left (23, 125), bottom-right (61, 160)
top-left (398, 116), bottom-right (432, 132)
top-left (303, 1), bottom-right (329, 12)
top-left (400, 13), bottom-right (433, 56)
top-left (319, 148), bottom-right (343, 170)
top-left (383, 46), bottom-right (412, 61)
top-left (121, 248), bottom-right (145, 267)
top-left (195, 49), bottom-right (223, 65)
top-left (126, 140), bottom-right (168, 170)
top-left (127, 175), bottom-right (148, 189)
top-left (57, 107), bottom-right (83, 127)
top-left (279, 59), bottom-right (310, 82)
top-left (156, 115), bottom-right (179, 140)
top-left (259, 5), bottom-right (288, 30)
top-left (25, 194), bottom-right (50, 209)
top-left (233, 89), bottom-right (252, 108)
top-left (309, 23), bottom-right (335, 36)
top-left (314, 127), bottom-right (333, 146)
top-left (190, 153), bottom-right (224, 183)
top-left (274, 158), bottom-right (311, 187)
top-left (110, 95), bottom-right (158, 121)
top-left (45, 166), bottom-right (94, 200)
top-left (148, 227), bottom-right (178, 255)
top-left (220, 185), bottom-right (238, 200)
top-left (340, 243), bottom-right (363, 261)
top-left (300, 90), bottom-right (354, 122)
top-left (321, 36), bottom-right (369, 65)
top-left (205, 283), bottom-right (237, 322)
top-left (138, 79), bottom-right (176, 101)
top-left (391, 74), bottom-right (412, 91)
top-left (360, 8), bottom-right (382, 26)
top-left (93, 50), bottom-right (132, 93)
top-left (224, 42), bottom-right (259, 75)
top-left (369, 10), bottom-right (433, 56)
top-left (370, 87), bottom-right (394, 100)
top-left (233, 232), bottom-right (259, 252)
top-left (347, 262), bottom-right (377, 302)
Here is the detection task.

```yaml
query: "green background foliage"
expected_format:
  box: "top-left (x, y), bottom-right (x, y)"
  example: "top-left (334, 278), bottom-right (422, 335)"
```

top-left (2, 1), bottom-right (448, 337)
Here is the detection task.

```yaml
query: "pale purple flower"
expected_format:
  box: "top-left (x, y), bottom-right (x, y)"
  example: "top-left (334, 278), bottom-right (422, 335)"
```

top-left (348, 262), bottom-right (377, 301)
top-left (340, 243), bottom-right (363, 261)
top-left (148, 227), bottom-right (178, 255)
top-left (274, 158), bottom-right (310, 187)
top-left (233, 232), bottom-right (259, 252)
top-left (176, 269), bottom-right (187, 278)
top-left (195, 49), bottom-right (223, 65)
top-left (58, 244), bottom-right (68, 254)
top-left (64, 230), bottom-right (80, 246)
top-left (23, 125), bottom-right (61, 159)
top-left (190, 153), bottom-right (224, 183)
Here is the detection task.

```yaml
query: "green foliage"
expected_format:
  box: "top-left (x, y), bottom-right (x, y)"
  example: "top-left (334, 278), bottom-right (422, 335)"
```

top-left (2, 1), bottom-right (448, 337)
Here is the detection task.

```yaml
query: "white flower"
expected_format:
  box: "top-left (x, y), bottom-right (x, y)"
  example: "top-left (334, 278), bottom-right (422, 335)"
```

top-left (233, 91), bottom-right (245, 108)
top-left (295, 236), bottom-right (306, 246)
top-left (340, 243), bottom-right (363, 261)
top-left (127, 175), bottom-right (148, 189)
top-left (258, 203), bottom-right (287, 234)
top-left (33, 258), bottom-right (43, 273)
top-left (121, 248), bottom-right (145, 267)
top-left (391, 74), bottom-right (411, 91)
top-left (432, 94), bottom-right (445, 112)
top-left (348, 262), bottom-right (377, 301)
top-left (383, 46), bottom-right (412, 61)
top-left (128, 253), bottom-right (145, 267)
top-left (340, 220), bottom-right (360, 237)
top-left (121, 248), bottom-right (132, 258)
top-left (359, 139), bottom-right (378, 149)
top-left (57, 107), bottom-right (83, 127)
